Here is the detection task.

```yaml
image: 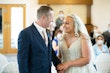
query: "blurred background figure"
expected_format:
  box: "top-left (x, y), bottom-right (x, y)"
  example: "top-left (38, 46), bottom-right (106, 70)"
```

top-left (93, 35), bottom-right (109, 71)
top-left (93, 25), bottom-right (102, 39)
top-left (90, 25), bottom-right (102, 45)
top-left (86, 24), bottom-right (95, 45)
top-left (52, 29), bottom-right (62, 56)
top-left (47, 21), bottom-right (56, 40)
top-left (93, 35), bottom-right (109, 58)
top-left (55, 10), bottom-right (65, 29)
top-left (102, 24), bottom-right (110, 48)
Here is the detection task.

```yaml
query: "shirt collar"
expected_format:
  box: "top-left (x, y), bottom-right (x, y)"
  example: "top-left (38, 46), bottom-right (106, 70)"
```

top-left (34, 21), bottom-right (46, 33)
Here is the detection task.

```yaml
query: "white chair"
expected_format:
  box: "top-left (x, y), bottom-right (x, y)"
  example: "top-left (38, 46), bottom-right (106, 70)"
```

top-left (51, 62), bottom-right (57, 73)
top-left (0, 53), bottom-right (8, 73)
top-left (1, 62), bottom-right (19, 73)
top-left (95, 53), bottom-right (110, 73)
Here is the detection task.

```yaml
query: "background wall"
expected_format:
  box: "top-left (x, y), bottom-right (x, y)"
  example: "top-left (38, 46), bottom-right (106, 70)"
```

top-left (0, 0), bottom-right (110, 32)
top-left (0, 0), bottom-right (43, 27)
top-left (50, 5), bottom-right (87, 24)
top-left (91, 0), bottom-right (110, 32)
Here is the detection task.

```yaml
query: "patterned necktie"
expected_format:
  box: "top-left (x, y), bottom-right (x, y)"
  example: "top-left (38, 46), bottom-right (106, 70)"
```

top-left (42, 31), bottom-right (48, 46)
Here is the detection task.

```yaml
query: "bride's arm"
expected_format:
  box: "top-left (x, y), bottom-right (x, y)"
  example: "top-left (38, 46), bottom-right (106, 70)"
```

top-left (58, 50), bottom-right (62, 59)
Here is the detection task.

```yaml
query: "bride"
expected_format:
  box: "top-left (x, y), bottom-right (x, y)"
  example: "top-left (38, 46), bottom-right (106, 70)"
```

top-left (56, 14), bottom-right (97, 73)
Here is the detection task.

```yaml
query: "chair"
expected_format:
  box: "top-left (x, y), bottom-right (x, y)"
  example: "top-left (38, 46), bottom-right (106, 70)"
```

top-left (0, 53), bottom-right (8, 73)
top-left (95, 53), bottom-right (110, 73)
top-left (1, 62), bottom-right (19, 73)
top-left (51, 62), bottom-right (57, 73)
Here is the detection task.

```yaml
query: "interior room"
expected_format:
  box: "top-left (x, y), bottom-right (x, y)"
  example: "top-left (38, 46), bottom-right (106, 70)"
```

top-left (0, 0), bottom-right (110, 73)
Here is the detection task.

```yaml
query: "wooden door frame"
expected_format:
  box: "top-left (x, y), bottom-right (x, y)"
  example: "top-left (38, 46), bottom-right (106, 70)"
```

top-left (0, 4), bottom-right (26, 54)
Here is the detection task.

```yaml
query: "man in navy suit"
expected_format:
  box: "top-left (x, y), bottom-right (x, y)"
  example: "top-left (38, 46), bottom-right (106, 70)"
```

top-left (17, 6), bottom-right (61, 73)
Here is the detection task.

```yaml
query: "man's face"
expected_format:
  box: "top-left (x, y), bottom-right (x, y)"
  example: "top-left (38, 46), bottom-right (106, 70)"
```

top-left (44, 11), bottom-right (54, 28)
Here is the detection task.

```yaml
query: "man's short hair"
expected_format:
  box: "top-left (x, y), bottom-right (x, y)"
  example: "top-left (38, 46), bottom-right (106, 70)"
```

top-left (37, 6), bottom-right (53, 19)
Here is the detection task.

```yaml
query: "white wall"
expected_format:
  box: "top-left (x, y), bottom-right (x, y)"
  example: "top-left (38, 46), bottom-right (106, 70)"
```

top-left (91, 0), bottom-right (110, 32)
top-left (0, 0), bottom-right (42, 27)
top-left (50, 5), bottom-right (87, 24)
top-left (0, 0), bottom-right (110, 32)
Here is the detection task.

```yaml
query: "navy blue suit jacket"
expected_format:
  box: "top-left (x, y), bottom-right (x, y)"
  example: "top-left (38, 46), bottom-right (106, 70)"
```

top-left (17, 23), bottom-right (60, 73)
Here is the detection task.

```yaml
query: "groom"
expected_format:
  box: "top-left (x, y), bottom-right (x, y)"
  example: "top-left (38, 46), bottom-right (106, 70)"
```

top-left (17, 6), bottom-right (61, 73)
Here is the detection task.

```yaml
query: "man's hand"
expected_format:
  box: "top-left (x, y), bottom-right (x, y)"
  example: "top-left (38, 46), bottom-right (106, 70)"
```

top-left (56, 63), bottom-right (64, 71)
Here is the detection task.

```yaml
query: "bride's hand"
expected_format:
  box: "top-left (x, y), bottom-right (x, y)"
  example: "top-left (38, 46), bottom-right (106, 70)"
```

top-left (61, 62), bottom-right (70, 70)
top-left (57, 62), bottom-right (70, 71)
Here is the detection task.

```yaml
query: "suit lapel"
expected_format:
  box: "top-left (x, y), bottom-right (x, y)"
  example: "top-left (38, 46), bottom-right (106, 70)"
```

top-left (30, 23), bottom-right (48, 51)
top-left (46, 30), bottom-right (52, 59)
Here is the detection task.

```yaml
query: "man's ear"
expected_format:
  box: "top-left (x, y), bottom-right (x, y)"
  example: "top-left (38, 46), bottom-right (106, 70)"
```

top-left (42, 15), bottom-right (46, 19)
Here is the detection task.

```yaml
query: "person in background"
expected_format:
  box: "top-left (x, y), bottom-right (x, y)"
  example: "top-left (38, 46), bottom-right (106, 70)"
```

top-left (93, 25), bottom-right (102, 39)
top-left (93, 35), bottom-right (109, 57)
top-left (102, 24), bottom-right (110, 48)
top-left (17, 6), bottom-right (61, 73)
top-left (90, 25), bottom-right (101, 45)
top-left (55, 10), bottom-right (65, 29)
top-left (52, 29), bottom-right (62, 56)
top-left (93, 35), bottom-right (109, 70)
top-left (89, 25), bottom-right (96, 45)
top-left (47, 21), bottom-right (56, 40)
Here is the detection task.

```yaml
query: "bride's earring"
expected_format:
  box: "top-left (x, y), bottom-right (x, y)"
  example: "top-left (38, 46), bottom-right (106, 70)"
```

top-left (74, 27), bottom-right (79, 37)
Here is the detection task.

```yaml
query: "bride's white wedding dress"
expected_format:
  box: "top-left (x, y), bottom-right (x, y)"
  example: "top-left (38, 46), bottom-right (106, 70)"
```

top-left (59, 37), bottom-right (97, 73)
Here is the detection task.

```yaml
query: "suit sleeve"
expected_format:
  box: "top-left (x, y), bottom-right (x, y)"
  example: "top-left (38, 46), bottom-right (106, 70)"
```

top-left (17, 31), bottom-right (30, 73)
top-left (52, 48), bottom-right (61, 67)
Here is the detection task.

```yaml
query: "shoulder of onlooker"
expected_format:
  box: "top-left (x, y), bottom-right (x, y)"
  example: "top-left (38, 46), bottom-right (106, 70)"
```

top-left (103, 30), bottom-right (109, 34)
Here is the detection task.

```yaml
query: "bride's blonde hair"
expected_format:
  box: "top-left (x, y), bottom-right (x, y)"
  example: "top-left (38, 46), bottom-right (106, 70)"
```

top-left (67, 14), bottom-right (83, 37)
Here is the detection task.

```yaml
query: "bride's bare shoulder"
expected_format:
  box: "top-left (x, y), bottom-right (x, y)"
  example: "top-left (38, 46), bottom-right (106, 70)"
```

top-left (80, 33), bottom-right (90, 40)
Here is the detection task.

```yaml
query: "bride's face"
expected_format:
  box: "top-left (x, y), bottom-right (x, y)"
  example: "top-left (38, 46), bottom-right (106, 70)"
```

top-left (63, 16), bottom-right (75, 33)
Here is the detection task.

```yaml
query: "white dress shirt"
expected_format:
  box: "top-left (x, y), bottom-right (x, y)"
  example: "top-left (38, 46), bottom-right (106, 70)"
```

top-left (34, 22), bottom-right (48, 46)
